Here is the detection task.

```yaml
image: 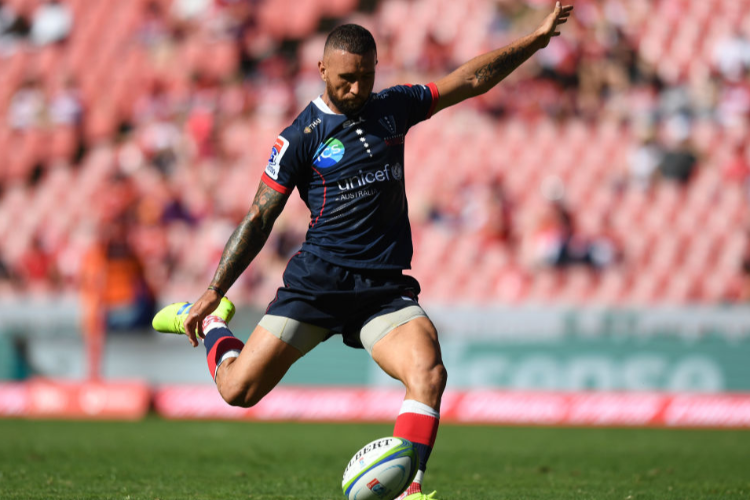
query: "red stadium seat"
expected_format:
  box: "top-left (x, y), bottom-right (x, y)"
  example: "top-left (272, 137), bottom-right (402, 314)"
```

top-left (2, 0), bottom-right (748, 308)
top-left (321, 0), bottom-right (358, 18)
top-left (661, 273), bottom-right (701, 304)
top-left (524, 270), bottom-right (565, 305)
top-left (590, 269), bottom-right (631, 306)
top-left (559, 268), bottom-right (596, 305)
top-left (493, 267), bottom-right (531, 305)
top-left (626, 272), bottom-right (668, 306)
top-left (201, 40), bottom-right (239, 81)
top-left (49, 126), bottom-right (79, 163)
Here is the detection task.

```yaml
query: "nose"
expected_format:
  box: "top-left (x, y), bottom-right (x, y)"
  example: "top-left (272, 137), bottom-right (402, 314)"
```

top-left (349, 81), bottom-right (360, 96)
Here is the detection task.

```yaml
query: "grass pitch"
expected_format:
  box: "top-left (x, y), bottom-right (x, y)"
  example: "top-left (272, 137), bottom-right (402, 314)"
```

top-left (0, 418), bottom-right (748, 500)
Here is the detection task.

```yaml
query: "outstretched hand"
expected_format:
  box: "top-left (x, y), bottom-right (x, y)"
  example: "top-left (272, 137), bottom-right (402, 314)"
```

top-left (183, 289), bottom-right (223, 347)
top-left (536, 2), bottom-right (574, 48)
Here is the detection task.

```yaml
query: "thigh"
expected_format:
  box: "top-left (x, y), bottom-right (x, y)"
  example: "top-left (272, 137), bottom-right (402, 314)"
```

top-left (259, 314), bottom-right (330, 355)
top-left (359, 305), bottom-right (428, 354)
top-left (344, 272), bottom-right (423, 349)
top-left (369, 315), bottom-right (442, 383)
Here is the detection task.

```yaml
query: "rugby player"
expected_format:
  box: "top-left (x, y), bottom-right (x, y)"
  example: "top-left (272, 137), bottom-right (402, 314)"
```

top-left (153, 4), bottom-right (572, 498)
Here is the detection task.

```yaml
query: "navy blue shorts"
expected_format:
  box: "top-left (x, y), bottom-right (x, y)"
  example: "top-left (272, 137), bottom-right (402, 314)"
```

top-left (265, 251), bottom-right (422, 349)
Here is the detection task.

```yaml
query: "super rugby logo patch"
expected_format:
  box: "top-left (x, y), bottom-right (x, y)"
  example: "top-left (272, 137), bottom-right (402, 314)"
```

top-left (367, 479), bottom-right (387, 497)
top-left (313, 138), bottom-right (345, 168)
top-left (266, 136), bottom-right (290, 180)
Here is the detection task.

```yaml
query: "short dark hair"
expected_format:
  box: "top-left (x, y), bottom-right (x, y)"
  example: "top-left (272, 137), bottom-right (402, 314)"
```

top-left (324, 24), bottom-right (377, 57)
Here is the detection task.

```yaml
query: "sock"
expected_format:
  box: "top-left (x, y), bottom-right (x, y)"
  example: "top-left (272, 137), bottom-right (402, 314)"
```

top-left (202, 316), bottom-right (243, 380)
top-left (393, 399), bottom-right (440, 495)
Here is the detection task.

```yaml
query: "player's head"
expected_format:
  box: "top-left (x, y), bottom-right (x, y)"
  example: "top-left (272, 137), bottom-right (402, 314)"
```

top-left (319, 24), bottom-right (377, 115)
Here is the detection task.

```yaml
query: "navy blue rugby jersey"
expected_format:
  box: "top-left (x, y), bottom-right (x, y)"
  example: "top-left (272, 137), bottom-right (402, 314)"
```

top-left (261, 83), bottom-right (439, 270)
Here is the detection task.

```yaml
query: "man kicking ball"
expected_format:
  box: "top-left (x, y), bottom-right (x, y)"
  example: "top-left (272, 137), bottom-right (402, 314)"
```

top-left (153, 4), bottom-right (573, 498)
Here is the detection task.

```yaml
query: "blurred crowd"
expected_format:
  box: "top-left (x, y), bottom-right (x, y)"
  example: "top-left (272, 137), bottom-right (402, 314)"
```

top-left (1, 0), bottom-right (749, 319)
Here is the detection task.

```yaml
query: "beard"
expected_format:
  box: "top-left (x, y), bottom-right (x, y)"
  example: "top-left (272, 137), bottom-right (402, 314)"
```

top-left (326, 83), bottom-right (368, 115)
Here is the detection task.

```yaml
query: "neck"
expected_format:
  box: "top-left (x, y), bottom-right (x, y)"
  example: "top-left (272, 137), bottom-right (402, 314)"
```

top-left (321, 92), bottom-right (344, 115)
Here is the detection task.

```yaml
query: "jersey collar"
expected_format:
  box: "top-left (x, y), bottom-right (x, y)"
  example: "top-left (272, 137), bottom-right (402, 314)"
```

top-left (313, 94), bottom-right (375, 116)
top-left (313, 96), bottom-right (337, 115)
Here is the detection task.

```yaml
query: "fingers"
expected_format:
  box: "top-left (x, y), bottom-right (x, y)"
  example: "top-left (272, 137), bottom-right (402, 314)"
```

top-left (184, 316), bottom-right (199, 347)
top-left (557, 5), bottom-right (574, 19)
top-left (184, 307), bottom-right (205, 347)
top-left (183, 292), bottom-right (222, 347)
top-left (554, 4), bottom-right (572, 28)
top-left (197, 318), bottom-right (205, 340)
top-left (187, 332), bottom-right (199, 348)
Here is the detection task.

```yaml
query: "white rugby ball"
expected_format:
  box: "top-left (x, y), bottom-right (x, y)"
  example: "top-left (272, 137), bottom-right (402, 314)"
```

top-left (342, 437), bottom-right (418, 500)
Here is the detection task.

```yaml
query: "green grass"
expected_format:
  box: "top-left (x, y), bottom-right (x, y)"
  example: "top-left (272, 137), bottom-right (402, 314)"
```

top-left (0, 418), bottom-right (748, 499)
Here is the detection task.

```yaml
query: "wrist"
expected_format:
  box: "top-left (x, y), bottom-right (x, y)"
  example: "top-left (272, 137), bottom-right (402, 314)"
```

top-left (207, 285), bottom-right (225, 297)
top-left (530, 30), bottom-right (547, 49)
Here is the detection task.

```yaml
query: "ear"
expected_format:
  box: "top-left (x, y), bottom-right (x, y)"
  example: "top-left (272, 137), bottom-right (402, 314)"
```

top-left (318, 60), bottom-right (326, 82)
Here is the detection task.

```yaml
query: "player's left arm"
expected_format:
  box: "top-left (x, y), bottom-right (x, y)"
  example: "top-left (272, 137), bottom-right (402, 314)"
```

top-left (432, 2), bottom-right (573, 115)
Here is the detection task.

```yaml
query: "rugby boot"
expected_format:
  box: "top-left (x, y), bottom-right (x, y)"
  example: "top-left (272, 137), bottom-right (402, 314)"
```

top-left (396, 490), bottom-right (439, 500)
top-left (152, 297), bottom-right (236, 335)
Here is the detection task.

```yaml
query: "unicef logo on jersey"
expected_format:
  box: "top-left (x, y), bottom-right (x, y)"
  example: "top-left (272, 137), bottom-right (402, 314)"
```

top-left (313, 138), bottom-right (345, 168)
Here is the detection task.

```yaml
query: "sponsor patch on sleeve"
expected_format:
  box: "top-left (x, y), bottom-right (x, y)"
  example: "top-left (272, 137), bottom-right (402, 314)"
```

top-left (265, 135), bottom-right (290, 180)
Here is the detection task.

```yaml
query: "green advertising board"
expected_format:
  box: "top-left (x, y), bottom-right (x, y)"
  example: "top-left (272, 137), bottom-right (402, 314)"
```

top-left (7, 303), bottom-right (750, 391)
top-left (284, 306), bottom-right (750, 392)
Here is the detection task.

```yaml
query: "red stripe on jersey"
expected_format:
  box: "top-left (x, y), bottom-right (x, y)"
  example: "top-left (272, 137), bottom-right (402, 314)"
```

top-left (426, 82), bottom-right (440, 119)
top-left (310, 166), bottom-right (327, 227)
top-left (261, 173), bottom-right (291, 195)
top-left (404, 83), bottom-right (440, 119)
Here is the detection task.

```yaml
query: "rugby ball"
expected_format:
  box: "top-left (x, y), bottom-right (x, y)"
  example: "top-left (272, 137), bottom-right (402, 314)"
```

top-left (342, 437), bottom-right (418, 500)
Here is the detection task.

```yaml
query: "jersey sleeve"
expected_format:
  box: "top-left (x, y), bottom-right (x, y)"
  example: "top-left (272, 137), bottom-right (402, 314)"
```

top-left (261, 126), bottom-right (306, 195)
top-left (387, 82), bottom-right (440, 130)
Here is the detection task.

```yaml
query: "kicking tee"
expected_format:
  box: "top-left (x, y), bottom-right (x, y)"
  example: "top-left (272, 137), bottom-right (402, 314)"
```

top-left (261, 83), bottom-right (439, 270)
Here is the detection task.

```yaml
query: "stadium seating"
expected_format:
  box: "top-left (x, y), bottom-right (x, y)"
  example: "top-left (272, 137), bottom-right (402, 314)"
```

top-left (0, 0), bottom-right (749, 308)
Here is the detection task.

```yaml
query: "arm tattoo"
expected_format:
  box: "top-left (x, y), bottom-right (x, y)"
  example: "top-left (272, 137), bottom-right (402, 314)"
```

top-left (210, 182), bottom-right (288, 292)
top-left (474, 44), bottom-right (535, 84)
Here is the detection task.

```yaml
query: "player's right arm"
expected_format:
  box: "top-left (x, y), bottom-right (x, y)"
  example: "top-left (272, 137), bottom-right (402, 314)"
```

top-left (182, 180), bottom-right (289, 346)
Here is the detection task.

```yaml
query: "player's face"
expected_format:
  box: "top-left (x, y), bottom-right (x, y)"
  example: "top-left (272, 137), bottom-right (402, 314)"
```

top-left (319, 49), bottom-right (377, 115)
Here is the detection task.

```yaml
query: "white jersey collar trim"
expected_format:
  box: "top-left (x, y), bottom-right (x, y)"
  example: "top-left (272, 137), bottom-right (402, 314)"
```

top-left (313, 96), bottom-right (338, 115)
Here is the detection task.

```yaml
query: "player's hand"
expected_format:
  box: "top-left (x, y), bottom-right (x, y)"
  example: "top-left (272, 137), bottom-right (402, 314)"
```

top-left (183, 289), bottom-right (223, 347)
top-left (535, 2), bottom-right (573, 48)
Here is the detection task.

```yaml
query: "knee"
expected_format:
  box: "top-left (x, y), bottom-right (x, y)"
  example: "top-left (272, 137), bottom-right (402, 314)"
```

top-left (431, 363), bottom-right (448, 394)
top-left (407, 362), bottom-right (448, 399)
top-left (217, 378), bottom-right (263, 409)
